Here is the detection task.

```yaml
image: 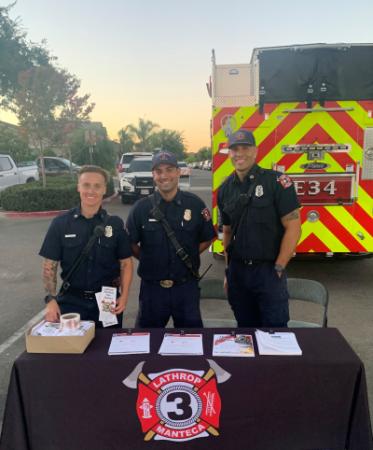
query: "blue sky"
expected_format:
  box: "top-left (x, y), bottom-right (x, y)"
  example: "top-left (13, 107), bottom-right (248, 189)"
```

top-left (1, 0), bottom-right (373, 150)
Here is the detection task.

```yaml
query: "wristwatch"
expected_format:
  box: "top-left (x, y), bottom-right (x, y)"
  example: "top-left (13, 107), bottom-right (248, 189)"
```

top-left (274, 264), bottom-right (285, 273)
top-left (44, 294), bottom-right (57, 304)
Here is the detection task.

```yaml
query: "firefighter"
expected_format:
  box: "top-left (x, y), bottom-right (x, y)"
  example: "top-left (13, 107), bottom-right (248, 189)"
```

top-left (126, 151), bottom-right (216, 328)
top-left (40, 165), bottom-right (133, 327)
top-left (217, 129), bottom-right (301, 327)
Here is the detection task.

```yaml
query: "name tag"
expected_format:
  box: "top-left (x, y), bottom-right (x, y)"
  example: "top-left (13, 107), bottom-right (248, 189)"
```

top-left (148, 218), bottom-right (157, 222)
top-left (64, 234), bottom-right (77, 238)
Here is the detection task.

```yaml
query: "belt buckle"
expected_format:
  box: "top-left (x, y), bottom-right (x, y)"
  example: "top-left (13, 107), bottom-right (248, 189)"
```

top-left (160, 280), bottom-right (174, 288)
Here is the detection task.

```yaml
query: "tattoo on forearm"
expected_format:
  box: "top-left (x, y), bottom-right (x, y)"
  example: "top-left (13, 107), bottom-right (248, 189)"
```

top-left (283, 210), bottom-right (299, 221)
top-left (42, 259), bottom-right (58, 295)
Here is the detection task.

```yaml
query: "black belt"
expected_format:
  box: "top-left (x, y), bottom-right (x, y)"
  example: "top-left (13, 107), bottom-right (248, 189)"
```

top-left (63, 287), bottom-right (97, 300)
top-left (145, 277), bottom-right (193, 288)
top-left (233, 259), bottom-right (273, 266)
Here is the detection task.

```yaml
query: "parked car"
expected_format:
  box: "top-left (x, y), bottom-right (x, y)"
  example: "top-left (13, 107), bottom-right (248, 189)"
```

top-left (117, 152), bottom-right (153, 174)
top-left (0, 154), bottom-right (39, 191)
top-left (37, 156), bottom-right (81, 176)
top-left (178, 161), bottom-right (191, 178)
top-left (119, 156), bottom-right (154, 204)
top-left (202, 160), bottom-right (211, 170)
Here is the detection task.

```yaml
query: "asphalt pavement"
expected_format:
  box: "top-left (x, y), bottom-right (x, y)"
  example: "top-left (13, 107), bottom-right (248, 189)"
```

top-left (0, 168), bottom-right (372, 429)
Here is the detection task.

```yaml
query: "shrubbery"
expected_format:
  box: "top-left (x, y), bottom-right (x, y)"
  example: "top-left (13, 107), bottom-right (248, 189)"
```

top-left (0, 175), bottom-right (115, 212)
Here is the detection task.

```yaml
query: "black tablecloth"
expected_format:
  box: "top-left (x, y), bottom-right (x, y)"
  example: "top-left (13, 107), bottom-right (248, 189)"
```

top-left (0, 328), bottom-right (372, 450)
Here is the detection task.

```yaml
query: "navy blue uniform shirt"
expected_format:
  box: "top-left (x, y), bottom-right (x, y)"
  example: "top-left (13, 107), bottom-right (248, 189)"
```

top-left (39, 207), bottom-right (132, 291)
top-left (126, 190), bottom-right (216, 280)
top-left (217, 164), bottom-right (300, 261)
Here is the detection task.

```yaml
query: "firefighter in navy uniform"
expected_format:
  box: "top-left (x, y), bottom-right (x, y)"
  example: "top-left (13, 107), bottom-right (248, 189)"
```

top-left (39, 165), bottom-right (133, 328)
top-left (218, 130), bottom-right (301, 327)
top-left (126, 151), bottom-right (216, 328)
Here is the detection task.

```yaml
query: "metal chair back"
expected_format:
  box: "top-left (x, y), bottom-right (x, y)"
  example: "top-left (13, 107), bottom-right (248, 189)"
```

top-left (199, 278), bottom-right (236, 327)
top-left (287, 277), bottom-right (329, 328)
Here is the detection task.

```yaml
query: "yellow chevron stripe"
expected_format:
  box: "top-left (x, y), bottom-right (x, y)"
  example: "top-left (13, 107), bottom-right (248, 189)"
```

top-left (212, 107), bottom-right (257, 154)
top-left (213, 159), bottom-right (234, 191)
top-left (253, 103), bottom-right (300, 145)
top-left (357, 185), bottom-right (373, 217)
top-left (212, 205), bottom-right (219, 224)
top-left (325, 205), bottom-right (373, 248)
top-left (212, 239), bottom-right (224, 253)
top-left (259, 109), bottom-right (362, 168)
top-left (338, 101), bottom-right (373, 127)
top-left (212, 107), bottom-right (221, 118)
top-left (212, 103), bottom-right (300, 155)
top-left (299, 220), bottom-right (349, 252)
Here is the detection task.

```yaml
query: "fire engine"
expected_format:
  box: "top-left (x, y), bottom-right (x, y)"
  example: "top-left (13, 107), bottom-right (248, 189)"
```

top-left (208, 43), bottom-right (373, 256)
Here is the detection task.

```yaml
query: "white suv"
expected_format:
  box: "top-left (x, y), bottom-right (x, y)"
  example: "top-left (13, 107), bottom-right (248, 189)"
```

top-left (119, 157), bottom-right (154, 204)
top-left (117, 152), bottom-right (153, 174)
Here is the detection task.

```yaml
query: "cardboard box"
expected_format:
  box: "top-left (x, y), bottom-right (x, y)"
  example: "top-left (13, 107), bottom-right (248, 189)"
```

top-left (26, 321), bottom-right (95, 354)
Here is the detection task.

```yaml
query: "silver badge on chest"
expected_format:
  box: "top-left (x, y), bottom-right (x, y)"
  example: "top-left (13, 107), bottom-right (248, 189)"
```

top-left (104, 225), bottom-right (113, 237)
top-left (183, 209), bottom-right (192, 221)
top-left (255, 185), bottom-right (264, 197)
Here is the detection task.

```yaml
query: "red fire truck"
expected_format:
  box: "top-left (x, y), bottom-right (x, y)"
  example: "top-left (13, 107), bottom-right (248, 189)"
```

top-left (208, 43), bottom-right (373, 256)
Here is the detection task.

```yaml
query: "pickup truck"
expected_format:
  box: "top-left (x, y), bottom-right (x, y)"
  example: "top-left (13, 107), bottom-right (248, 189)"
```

top-left (0, 154), bottom-right (39, 191)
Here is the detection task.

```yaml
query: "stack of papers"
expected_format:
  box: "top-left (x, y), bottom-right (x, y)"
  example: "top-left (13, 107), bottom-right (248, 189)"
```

top-left (255, 330), bottom-right (302, 355)
top-left (158, 333), bottom-right (204, 355)
top-left (108, 332), bottom-right (150, 355)
top-left (31, 320), bottom-right (94, 337)
top-left (213, 334), bottom-right (255, 357)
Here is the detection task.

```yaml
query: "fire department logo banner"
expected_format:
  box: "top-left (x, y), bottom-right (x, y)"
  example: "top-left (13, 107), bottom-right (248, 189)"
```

top-left (123, 360), bottom-right (231, 442)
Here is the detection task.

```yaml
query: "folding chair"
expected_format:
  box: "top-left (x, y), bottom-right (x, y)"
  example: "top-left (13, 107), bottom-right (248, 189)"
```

top-left (287, 278), bottom-right (329, 328)
top-left (199, 278), bottom-right (236, 327)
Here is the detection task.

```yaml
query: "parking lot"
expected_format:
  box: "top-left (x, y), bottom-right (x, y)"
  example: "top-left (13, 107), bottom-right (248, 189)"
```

top-left (0, 168), bottom-right (372, 428)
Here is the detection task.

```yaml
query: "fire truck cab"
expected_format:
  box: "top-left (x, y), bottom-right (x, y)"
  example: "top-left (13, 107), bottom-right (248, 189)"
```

top-left (209, 43), bottom-right (373, 256)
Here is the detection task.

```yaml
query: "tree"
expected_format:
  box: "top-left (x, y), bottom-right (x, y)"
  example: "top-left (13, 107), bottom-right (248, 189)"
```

top-left (118, 125), bottom-right (135, 157)
top-left (149, 129), bottom-right (186, 160)
top-left (70, 125), bottom-right (116, 173)
top-left (0, 4), bottom-right (50, 107)
top-left (0, 126), bottom-right (32, 162)
top-left (196, 146), bottom-right (211, 161)
top-left (11, 65), bottom-right (94, 187)
top-left (127, 118), bottom-right (158, 152)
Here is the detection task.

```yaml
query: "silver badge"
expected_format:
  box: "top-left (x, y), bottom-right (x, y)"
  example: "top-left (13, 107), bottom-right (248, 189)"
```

top-left (104, 225), bottom-right (113, 238)
top-left (255, 185), bottom-right (264, 197)
top-left (183, 209), bottom-right (192, 221)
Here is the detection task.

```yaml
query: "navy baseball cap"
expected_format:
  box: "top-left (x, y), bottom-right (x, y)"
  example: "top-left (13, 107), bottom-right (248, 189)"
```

top-left (152, 151), bottom-right (179, 169)
top-left (228, 129), bottom-right (256, 148)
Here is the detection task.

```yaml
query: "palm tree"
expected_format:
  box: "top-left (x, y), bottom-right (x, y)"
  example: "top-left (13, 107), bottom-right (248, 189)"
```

top-left (118, 125), bottom-right (135, 155)
top-left (128, 118), bottom-right (158, 152)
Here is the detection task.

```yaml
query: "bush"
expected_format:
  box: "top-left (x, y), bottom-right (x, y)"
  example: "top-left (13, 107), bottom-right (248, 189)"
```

top-left (0, 175), bottom-right (115, 211)
top-left (0, 183), bottom-right (79, 212)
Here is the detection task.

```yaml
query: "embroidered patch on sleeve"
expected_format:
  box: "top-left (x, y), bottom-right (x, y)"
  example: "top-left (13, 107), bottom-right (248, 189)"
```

top-left (201, 208), bottom-right (212, 221)
top-left (277, 174), bottom-right (293, 188)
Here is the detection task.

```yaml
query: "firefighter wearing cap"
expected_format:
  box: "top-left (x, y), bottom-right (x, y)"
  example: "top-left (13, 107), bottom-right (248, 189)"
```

top-left (126, 151), bottom-right (216, 328)
top-left (217, 130), bottom-right (301, 327)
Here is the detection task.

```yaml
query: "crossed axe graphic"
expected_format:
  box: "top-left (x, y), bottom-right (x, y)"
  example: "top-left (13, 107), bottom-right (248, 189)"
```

top-left (123, 359), bottom-right (231, 441)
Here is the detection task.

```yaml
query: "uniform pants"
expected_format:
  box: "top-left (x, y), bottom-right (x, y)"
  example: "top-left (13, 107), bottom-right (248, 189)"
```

top-left (136, 279), bottom-right (203, 328)
top-left (58, 293), bottom-right (123, 329)
top-left (226, 260), bottom-right (289, 327)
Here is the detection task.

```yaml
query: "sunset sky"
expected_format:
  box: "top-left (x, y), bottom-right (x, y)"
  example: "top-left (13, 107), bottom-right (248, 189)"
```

top-left (1, 0), bottom-right (373, 152)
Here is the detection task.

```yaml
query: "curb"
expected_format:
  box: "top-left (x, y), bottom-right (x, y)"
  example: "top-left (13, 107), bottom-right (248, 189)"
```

top-left (1, 192), bottom-right (119, 219)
